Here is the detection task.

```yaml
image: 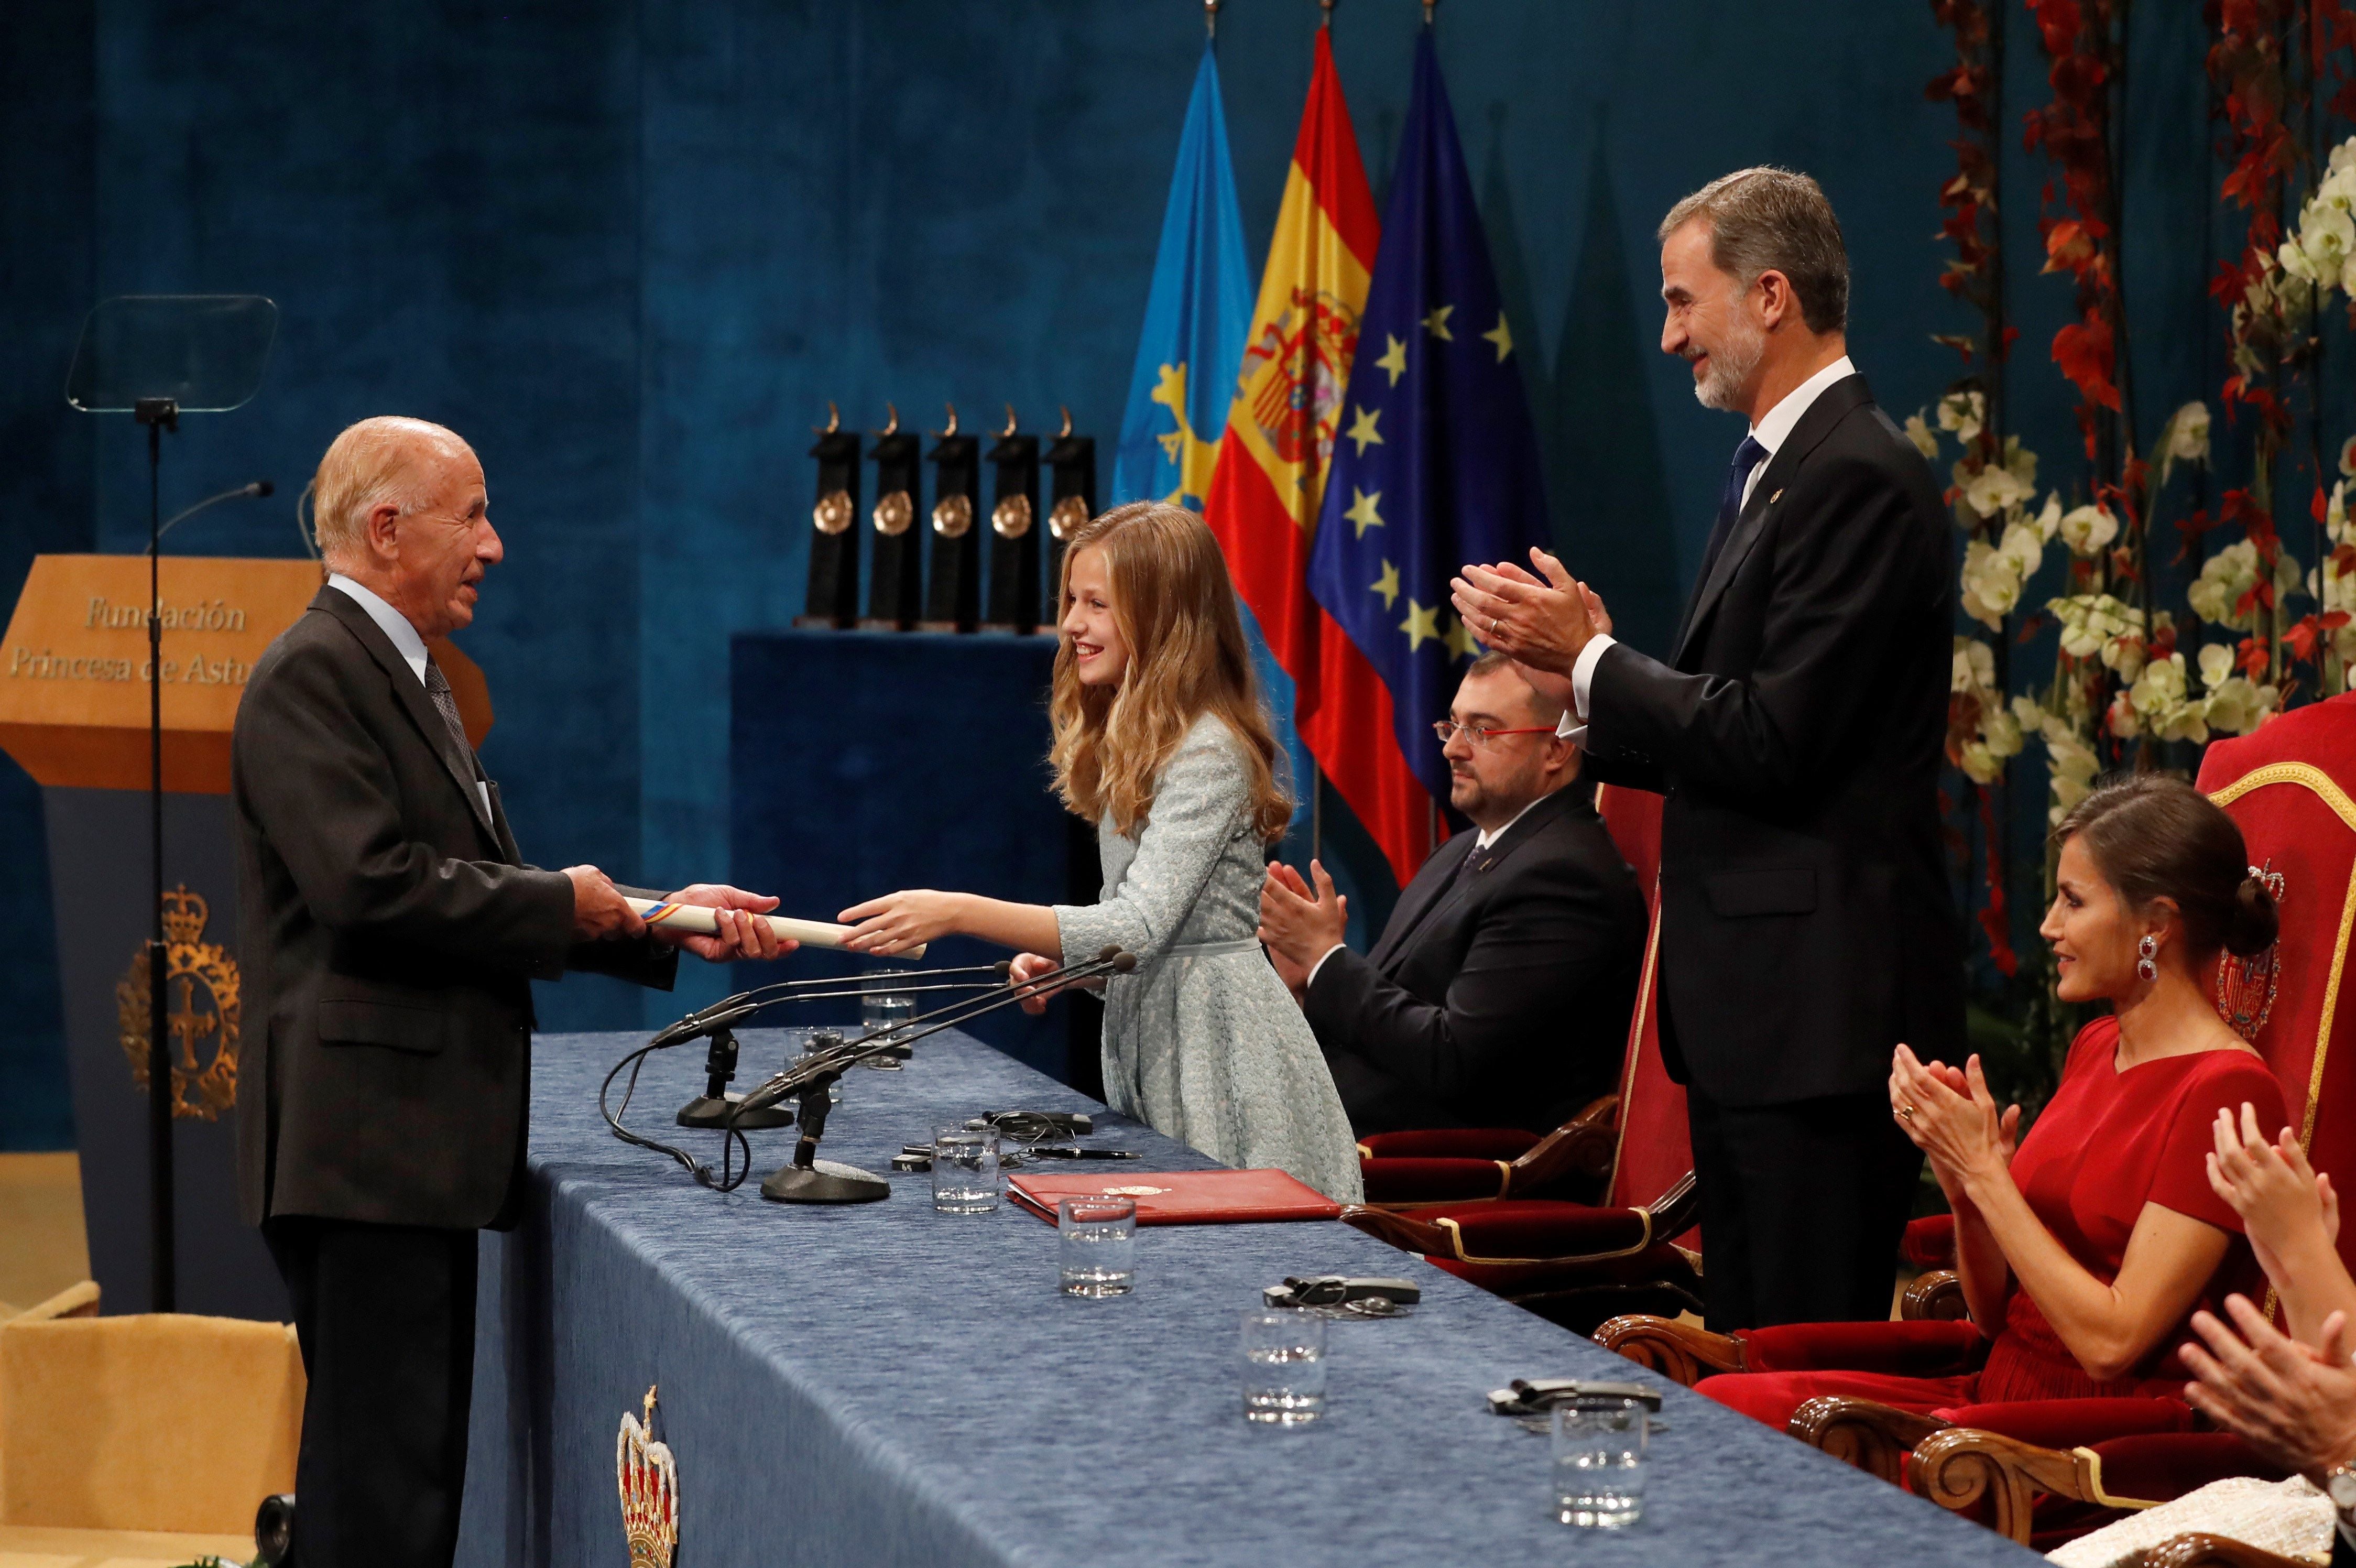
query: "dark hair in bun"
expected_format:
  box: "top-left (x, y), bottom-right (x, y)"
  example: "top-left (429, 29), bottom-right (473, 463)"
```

top-left (2054, 774), bottom-right (2279, 959)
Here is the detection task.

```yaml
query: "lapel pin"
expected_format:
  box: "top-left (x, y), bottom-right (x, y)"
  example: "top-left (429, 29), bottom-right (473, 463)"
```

top-left (1770, 488), bottom-right (1784, 504)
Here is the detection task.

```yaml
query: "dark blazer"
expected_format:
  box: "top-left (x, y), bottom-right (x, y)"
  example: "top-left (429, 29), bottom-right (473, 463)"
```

top-left (233, 587), bottom-right (676, 1232)
top-left (1303, 781), bottom-right (1646, 1135)
top-left (1583, 373), bottom-right (1965, 1106)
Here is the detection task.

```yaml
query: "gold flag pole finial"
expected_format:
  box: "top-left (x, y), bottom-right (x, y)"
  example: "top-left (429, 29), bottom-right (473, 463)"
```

top-left (1000, 403), bottom-right (1019, 439)
top-left (1320, 0), bottom-right (1336, 27)
top-left (1423, 0), bottom-right (1434, 22)
top-left (938, 402), bottom-right (958, 439)
top-left (877, 402), bottom-right (899, 437)
top-left (1205, 0), bottom-right (1219, 38)
top-left (815, 400), bottom-right (841, 435)
top-left (1057, 406), bottom-right (1073, 440)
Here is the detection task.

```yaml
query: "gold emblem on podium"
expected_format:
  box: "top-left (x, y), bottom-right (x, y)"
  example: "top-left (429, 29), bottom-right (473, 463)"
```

top-left (932, 492), bottom-right (974, 539)
top-left (991, 492), bottom-right (1033, 540)
top-left (873, 489), bottom-right (914, 537)
top-left (1049, 494), bottom-right (1089, 542)
top-left (115, 886), bottom-right (241, 1120)
top-left (812, 488), bottom-right (854, 536)
top-left (617, 1385), bottom-right (679, 1568)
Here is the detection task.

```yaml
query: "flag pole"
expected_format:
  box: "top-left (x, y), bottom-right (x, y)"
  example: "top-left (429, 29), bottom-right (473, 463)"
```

top-left (1205, 0), bottom-right (1218, 38)
top-left (1311, 761), bottom-right (1323, 861)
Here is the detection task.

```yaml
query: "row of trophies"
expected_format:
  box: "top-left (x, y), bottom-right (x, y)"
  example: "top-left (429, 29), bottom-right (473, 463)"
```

top-left (799, 402), bottom-right (1096, 635)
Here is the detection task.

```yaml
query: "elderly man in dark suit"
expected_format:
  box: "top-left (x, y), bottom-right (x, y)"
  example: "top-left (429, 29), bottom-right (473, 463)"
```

top-left (1452, 167), bottom-right (1965, 1331)
top-left (1257, 652), bottom-right (1645, 1137)
top-left (233, 416), bottom-right (785, 1568)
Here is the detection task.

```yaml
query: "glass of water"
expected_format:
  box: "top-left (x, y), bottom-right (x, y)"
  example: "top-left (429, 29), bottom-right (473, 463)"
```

top-left (797, 1029), bottom-right (844, 1105)
top-left (1056, 1195), bottom-right (1136, 1297)
top-left (1551, 1396), bottom-right (1647, 1527)
top-left (931, 1124), bottom-right (1000, 1214)
top-left (1240, 1309), bottom-right (1326, 1425)
top-left (860, 976), bottom-right (916, 1068)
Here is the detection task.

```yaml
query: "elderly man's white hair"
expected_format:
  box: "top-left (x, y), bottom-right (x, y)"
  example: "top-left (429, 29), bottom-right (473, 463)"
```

top-left (308, 416), bottom-right (472, 567)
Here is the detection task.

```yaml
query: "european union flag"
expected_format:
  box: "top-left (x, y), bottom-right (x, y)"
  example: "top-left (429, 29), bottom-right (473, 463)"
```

top-left (1114, 42), bottom-right (1312, 831)
top-left (1306, 27), bottom-right (1551, 811)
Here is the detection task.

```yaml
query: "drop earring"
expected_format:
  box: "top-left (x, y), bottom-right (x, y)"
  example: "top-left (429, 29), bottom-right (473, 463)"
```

top-left (2137, 934), bottom-right (2158, 983)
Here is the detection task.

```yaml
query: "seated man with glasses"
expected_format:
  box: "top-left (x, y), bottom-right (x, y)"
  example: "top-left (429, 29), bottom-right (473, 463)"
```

top-left (1258, 651), bottom-right (1646, 1135)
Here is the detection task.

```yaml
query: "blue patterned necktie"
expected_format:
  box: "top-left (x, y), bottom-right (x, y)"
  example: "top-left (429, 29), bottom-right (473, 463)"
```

top-left (1695, 434), bottom-right (1769, 590)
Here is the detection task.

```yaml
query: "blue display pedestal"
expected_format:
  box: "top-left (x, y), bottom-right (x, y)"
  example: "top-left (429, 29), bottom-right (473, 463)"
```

top-left (728, 629), bottom-right (1091, 1081)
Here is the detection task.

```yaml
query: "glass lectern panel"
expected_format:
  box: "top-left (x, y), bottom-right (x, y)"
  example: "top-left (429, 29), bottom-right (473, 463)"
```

top-left (65, 295), bottom-right (279, 414)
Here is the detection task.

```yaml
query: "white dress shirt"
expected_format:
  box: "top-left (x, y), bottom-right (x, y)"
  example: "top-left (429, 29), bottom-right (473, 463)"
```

top-left (1556, 354), bottom-right (1859, 739)
top-left (1300, 793), bottom-right (1552, 989)
top-left (326, 573), bottom-right (492, 816)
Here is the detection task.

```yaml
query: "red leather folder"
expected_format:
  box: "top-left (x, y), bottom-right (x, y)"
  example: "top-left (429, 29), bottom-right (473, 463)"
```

top-left (1007, 1169), bottom-right (1344, 1226)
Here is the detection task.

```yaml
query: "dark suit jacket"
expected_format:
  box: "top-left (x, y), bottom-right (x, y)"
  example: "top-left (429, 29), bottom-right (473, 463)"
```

top-left (1583, 373), bottom-right (1965, 1106)
top-left (1302, 782), bottom-right (1646, 1135)
top-left (233, 587), bottom-right (676, 1232)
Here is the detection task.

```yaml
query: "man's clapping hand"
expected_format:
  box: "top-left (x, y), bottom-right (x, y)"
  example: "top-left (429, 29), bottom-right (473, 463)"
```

top-left (1258, 861), bottom-right (1348, 1003)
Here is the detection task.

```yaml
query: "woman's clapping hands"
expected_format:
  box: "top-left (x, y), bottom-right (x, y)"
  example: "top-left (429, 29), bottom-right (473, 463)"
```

top-left (2209, 1101), bottom-right (2339, 1285)
top-left (1889, 1046), bottom-right (2022, 1201)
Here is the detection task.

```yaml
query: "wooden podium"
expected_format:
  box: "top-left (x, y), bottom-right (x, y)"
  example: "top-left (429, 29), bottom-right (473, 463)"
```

top-left (0, 556), bottom-right (490, 1318)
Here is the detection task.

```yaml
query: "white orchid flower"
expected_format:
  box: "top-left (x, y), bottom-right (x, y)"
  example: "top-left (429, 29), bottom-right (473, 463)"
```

top-left (2057, 502), bottom-right (2120, 558)
top-left (1904, 413), bottom-right (1938, 461)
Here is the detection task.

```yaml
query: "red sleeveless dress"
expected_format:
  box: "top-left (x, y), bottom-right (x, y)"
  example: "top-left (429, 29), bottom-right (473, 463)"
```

top-left (1700, 1017), bottom-right (2287, 1428)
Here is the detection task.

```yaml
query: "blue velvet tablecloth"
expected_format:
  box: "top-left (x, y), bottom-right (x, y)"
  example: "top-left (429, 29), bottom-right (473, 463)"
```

top-left (455, 1027), bottom-right (2037, 1567)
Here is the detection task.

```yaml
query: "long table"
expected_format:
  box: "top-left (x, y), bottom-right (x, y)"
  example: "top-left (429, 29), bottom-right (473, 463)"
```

top-left (454, 1027), bottom-right (2038, 1567)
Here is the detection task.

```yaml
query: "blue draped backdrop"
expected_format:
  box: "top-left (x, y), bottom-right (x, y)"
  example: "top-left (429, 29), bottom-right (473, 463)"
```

top-left (0, 0), bottom-right (2233, 1146)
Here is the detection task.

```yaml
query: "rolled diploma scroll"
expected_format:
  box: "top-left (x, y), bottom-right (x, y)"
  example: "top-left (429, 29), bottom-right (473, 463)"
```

top-left (623, 898), bottom-right (925, 960)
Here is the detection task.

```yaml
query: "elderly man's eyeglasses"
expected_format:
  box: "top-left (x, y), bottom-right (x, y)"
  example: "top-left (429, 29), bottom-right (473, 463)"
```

top-left (1432, 721), bottom-right (1554, 747)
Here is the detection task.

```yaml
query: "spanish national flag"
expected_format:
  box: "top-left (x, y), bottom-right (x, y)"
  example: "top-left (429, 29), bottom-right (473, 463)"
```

top-left (1202, 28), bottom-right (1432, 886)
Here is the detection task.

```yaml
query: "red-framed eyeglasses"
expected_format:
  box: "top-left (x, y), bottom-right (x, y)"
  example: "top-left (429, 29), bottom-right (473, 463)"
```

top-left (1431, 721), bottom-right (1556, 747)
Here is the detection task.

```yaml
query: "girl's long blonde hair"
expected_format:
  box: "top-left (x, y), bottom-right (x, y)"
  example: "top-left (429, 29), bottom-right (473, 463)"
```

top-left (1048, 502), bottom-right (1292, 843)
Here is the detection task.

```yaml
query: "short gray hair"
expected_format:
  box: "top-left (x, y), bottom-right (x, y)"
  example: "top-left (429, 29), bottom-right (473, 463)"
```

top-left (1658, 167), bottom-right (1849, 335)
top-left (309, 416), bottom-right (467, 564)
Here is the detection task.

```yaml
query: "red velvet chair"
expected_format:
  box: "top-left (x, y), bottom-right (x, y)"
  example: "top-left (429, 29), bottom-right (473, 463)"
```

top-left (1600, 696), bottom-right (2356, 1549)
top-left (1342, 785), bottom-right (1710, 1331)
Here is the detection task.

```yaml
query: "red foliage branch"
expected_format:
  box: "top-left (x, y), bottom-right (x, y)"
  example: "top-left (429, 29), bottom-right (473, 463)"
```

top-left (2208, 0), bottom-right (2299, 440)
top-left (2025, 0), bottom-right (2126, 460)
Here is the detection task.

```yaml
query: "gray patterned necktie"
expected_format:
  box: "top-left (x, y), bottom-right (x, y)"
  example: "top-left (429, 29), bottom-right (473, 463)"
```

top-left (421, 658), bottom-right (479, 781)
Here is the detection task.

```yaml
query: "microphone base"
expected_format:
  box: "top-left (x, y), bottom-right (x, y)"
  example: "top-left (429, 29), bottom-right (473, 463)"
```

top-left (675, 1093), bottom-right (795, 1131)
top-left (760, 1159), bottom-right (891, 1204)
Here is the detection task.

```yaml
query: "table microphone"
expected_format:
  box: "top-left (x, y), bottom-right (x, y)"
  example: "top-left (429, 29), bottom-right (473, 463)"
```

top-left (739, 946), bottom-right (1137, 1204)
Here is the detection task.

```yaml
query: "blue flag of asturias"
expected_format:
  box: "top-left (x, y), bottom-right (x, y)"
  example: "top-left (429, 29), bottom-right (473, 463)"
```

top-left (1305, 27), bottom-right (1552, 813)
top-left (1112, 44), bottom-right (1253, 511)
top-left (1113, 42), bottom-right (1312, 830)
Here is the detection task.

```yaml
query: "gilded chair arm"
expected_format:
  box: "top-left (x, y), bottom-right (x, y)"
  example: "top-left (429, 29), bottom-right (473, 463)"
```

top-left (1908, 1427), bottom-right (2104, 1547)
top-left (1339, 1205), bottom-right (1449, 1255)
top-left (1901, 1269), bottom-right (1967, 1322)
top-left (1506, 1094), bottom-right (1620, 1194)
top-left (1593, 1313), bottom-right (1746, 1387)
top-left (1787, 1397), bottom-right (1950, 1484)
top-left (2136, 1534), bottom-right (2318, 1568)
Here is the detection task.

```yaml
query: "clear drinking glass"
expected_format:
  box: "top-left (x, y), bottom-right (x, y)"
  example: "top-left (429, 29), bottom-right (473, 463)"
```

top-left (1056, 1195), bottom-right (1136, 1297)
top-left (860, 976), bottom-right (917, 1069)
top-left (1240, 1309), bottom-right (1326, 1424)
top-left (797, 1029), bottom-right (843, 1105)
top-left (1551, 1397), bottom-right (1647, 1527)
top-left (931, 1123), bottom-right (1000, 1213)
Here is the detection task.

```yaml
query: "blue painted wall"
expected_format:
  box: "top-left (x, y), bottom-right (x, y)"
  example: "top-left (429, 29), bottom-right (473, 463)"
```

top-left (2, 0), bottom-right (2237, 1146)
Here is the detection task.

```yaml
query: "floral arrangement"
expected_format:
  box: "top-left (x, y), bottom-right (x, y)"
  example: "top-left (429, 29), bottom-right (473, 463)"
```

top-left (1915, 0), bottom-right (2356, 1106)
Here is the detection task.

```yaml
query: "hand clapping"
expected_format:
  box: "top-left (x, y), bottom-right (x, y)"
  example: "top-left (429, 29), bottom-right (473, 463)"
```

top-left (1888, 1046), bottom-right (2020, 1200)
top-left (1447, 548), bottom-right (1613, 682)
top-left (2209, 1101), bottom-right (2340, 1284)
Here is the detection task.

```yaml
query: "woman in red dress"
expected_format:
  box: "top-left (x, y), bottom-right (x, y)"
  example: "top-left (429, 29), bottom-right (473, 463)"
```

top-left (1700, 775), bottom-right (2288, 1427)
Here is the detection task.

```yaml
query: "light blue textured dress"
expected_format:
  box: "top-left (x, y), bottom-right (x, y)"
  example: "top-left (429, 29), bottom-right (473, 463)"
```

top-left (1053, 714), bottom-right (1364, 1203)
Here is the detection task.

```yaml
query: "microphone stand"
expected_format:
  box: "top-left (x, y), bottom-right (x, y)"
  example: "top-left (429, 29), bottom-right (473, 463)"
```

top-left (736, 947), bottom-right (1137, 1205)
top-left (669, 967), bottom-right (1009, 1129)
